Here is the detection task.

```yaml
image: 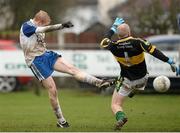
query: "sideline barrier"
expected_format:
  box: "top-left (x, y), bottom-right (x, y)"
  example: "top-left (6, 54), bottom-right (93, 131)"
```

top-left (0, 50), bottom-right (179, 77)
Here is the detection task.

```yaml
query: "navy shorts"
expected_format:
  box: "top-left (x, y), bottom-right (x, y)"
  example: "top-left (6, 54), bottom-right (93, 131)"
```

top-left (30, 51), bottom-right (61, 81)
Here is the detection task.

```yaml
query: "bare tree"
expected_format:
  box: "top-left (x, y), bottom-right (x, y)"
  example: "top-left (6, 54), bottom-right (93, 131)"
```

top-left (0, 0), bottom-right (14, 30)
top-left (1, 0), bottom-right (75, 30)
top-left (137, 0), bottom-right (171, 35)
top-left (110, 0), bottom-right (180, 36)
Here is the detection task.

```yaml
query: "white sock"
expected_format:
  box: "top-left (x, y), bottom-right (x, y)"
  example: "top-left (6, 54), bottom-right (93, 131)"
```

top-left (54, 106), bottom-right (66, 123)
top-left (81, 73), bottom-right (102, 87)
top-left (59, 118), bottom-right (66, 123)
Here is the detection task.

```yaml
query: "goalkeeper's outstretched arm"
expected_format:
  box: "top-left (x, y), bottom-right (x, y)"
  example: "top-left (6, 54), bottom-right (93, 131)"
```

top-left (100, 17), bottom-right (125, 49)
top-left (138, 38), bottom-right (178, 73)
top-left (151, 48), bottom-right (178, 73)
top-left (138, 38), bottom-right (169, 62)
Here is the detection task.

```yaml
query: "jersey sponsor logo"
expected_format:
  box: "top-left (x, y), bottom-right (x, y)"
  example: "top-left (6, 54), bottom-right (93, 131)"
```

top-left (117, 44), bottom-right (133, 49)
top-left (118, 42), bottom-right (131, 45)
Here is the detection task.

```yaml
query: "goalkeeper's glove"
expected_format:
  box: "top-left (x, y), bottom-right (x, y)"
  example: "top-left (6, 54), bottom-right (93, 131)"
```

top-left (111, 17), bottom-right (125, 33)
top-left (62, 21), bottom-right (74, 28)
top-left (167, 58), bottom-right (179, 75)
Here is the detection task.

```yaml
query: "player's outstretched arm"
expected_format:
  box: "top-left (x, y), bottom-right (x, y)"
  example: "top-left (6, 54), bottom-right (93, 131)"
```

top-left (150, 48), bottom-right (179, 75)
top-left (100, 17), bottom-right (124, 49)
top-left (36, 21), bottom-right (74, 33)
top-left (138, 38), bottom-right (179, 75)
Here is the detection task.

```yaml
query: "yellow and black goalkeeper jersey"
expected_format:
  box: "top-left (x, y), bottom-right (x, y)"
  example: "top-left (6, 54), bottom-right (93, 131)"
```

top-left (100, 30), bottom-right (169, 80)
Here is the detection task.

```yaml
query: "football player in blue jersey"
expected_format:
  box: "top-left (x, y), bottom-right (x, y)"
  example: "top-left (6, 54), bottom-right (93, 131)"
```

top-left (20, 10), bottom-right (112, 128)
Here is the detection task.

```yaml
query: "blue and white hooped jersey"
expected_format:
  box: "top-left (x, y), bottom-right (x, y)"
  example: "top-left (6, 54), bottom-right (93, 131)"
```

top-left (20, 19), bottom-right (47, 66)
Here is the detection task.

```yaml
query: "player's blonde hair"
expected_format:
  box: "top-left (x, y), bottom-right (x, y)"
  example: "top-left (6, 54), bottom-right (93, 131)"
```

top-left (117, 23), bottom-right (131, 38)
top-left (34, 10), bottom-right (51, 26)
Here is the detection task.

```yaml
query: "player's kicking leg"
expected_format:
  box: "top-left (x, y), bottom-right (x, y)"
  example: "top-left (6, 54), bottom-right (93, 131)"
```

top-left (53, 57), bottom-right (113, 89)
top-left (111, 87), bottom-right (128, 130)
top-left (42, 77), bottom-right (69, 128)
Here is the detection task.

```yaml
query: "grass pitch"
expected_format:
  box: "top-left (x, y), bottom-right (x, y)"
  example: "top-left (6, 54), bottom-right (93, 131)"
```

top-left (0, 88), bottom-right (180, 132)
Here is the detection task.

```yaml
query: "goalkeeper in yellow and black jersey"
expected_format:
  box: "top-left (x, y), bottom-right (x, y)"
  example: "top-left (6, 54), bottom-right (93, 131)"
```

top-left (100, 18), bottom-right (179, 130)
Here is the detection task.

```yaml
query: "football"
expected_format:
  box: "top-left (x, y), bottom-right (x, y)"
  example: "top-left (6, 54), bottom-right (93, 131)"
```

top-left (153, 75), bottom-right (170, 92)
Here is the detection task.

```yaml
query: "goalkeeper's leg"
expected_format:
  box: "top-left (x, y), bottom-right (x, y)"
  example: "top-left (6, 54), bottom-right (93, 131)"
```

top-left (42, 77), bottom-right (69, 128)
top-left (111, 88), bottom-right (128, 130)
top-left (54, 57), bottom-right (112, 88)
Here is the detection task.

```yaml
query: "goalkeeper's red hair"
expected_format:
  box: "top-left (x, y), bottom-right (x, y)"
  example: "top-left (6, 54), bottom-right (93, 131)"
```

top-left (33, 10), bottom-right (51, 26)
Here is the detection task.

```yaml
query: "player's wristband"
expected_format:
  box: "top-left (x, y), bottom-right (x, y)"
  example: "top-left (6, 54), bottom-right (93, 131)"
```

top-left (167, 58), bottom-right (174, 65)
top-left (176, 66), bottom-right (180, 76)
top-left (110, 25), bottom-right (117, 33)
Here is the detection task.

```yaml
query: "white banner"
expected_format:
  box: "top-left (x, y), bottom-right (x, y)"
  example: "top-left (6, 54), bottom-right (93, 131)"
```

top-left (0, 50), bottom-right (179, 77)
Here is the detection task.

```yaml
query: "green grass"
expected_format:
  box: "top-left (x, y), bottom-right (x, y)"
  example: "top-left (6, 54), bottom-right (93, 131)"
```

top-left (0, 89), bottom-right (180, 132)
